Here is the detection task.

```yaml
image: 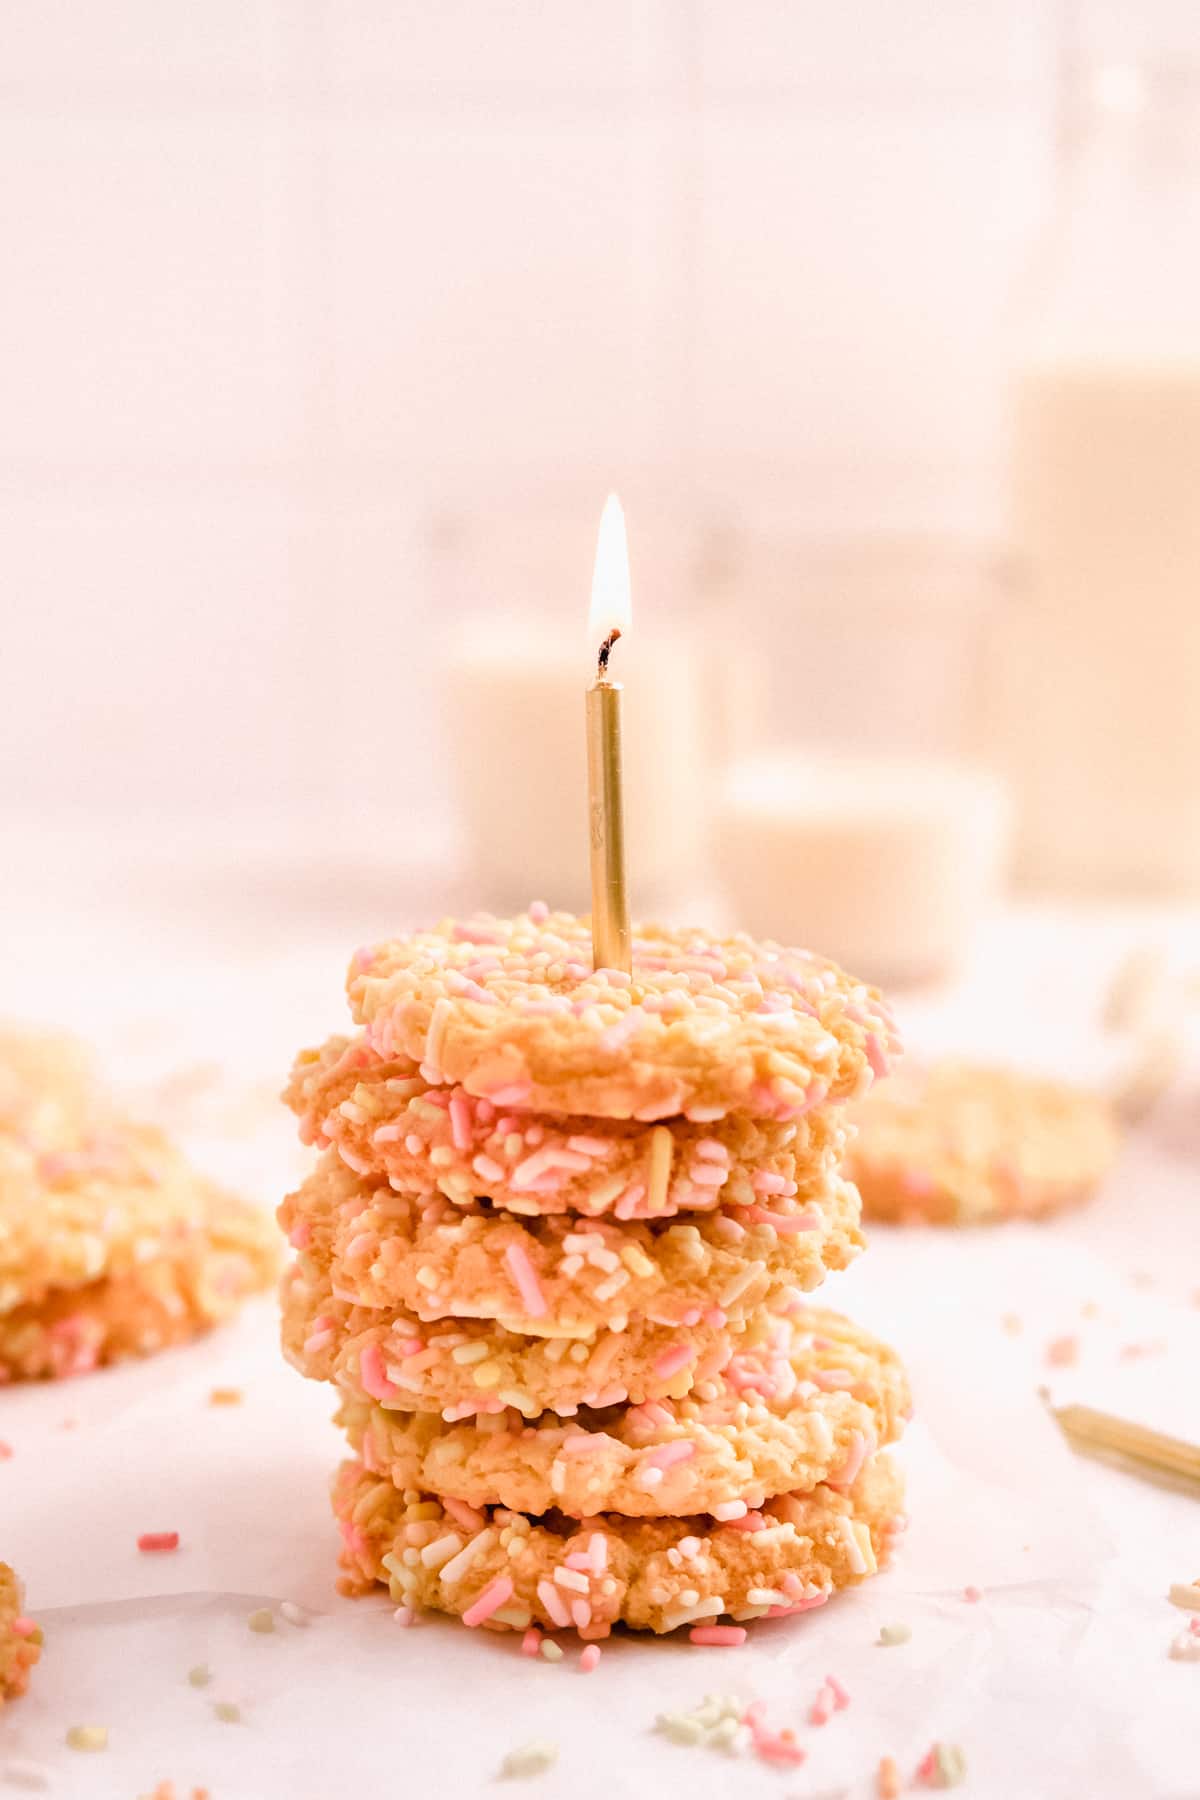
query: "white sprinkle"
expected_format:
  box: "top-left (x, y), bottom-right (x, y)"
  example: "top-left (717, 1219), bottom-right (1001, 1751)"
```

top-left (553, 1566), bottom-right (589, 1594)
top-left (500, 1740), bottom-right (558, 1779)
top-left (878, 1621), bottom-right (912, 1646)
top-left (279, 1600), bottom-right (309, 1627)
top-left (440, 1528), bottom-right (496, 1586)
top-left (421, 1532), bottom-right (464, 1570)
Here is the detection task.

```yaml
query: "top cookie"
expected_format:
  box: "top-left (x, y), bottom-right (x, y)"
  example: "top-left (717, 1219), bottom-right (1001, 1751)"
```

top-left (347, 907), bottom-right (899, 1122)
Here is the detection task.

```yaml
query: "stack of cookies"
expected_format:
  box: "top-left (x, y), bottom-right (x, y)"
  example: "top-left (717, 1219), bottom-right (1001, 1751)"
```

top-left (280, 907), bottom-right (910, 1639)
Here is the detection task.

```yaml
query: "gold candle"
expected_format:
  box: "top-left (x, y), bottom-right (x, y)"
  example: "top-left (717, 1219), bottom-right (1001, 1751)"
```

top-left (586, 494), bottom-right (632, 974)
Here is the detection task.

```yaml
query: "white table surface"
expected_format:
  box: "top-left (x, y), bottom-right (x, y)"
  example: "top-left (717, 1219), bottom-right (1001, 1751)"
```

top-left (1, 880), bottom-right (1198, 1800)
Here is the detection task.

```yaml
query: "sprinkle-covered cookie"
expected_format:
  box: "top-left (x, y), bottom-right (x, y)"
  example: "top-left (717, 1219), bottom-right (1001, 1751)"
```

top-left (286, 1035), bottom-right (848, 1219)
top-left (0, 1565), bottom-right (41, 1704)
top-left (337, 1306), bottom-right (909, 1519)
top-left (347, 908), bottom-right (900, 1123)
top-left (846, 1060), bottom-right (1120, 1226)
top-left (279, 1154), bottom-right (862, 1337)
top-left (334, 1449), bottom-right (904, 1635)
top-left (0, 1129), bottom-right (278, 1380)
top-left (283, 1259), bottom-right (772, 1420)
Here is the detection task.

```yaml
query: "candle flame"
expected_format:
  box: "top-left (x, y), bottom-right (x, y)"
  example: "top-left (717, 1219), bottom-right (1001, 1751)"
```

top-left (589, 493), bottom-right (632, 657)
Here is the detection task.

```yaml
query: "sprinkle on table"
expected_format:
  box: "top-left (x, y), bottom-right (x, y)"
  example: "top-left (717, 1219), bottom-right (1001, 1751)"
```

top-left (208, 1387), bottom-right (243, 1406)
top-left (279, 1600), bottom-right (308, 1627)
top-left (1045, 1334), bottom-right (1079, 1368)
top-left (917, 1742), bottom-right (968, 1788)
top-left (247, 1607), bottom-right (275, 1633)
top-left (538, 1638), bottom-right (563, 1664)
top-left (499, 1741), bottom-right (558, 1780)
top-left (138, 1532), bottom-right (180, 1553)
top-left (878, 1754), bottom-right (902, 1798)
top-left (65, 1726), bottom-right (108, 1753)
top-left (878, 1622), bottom-right (912, 1646)
top-left (187, 1664), bottom-right (212, 1687)
top-left (963, 1585), bottom-right (983, 1603)
top-left (0, 1440), bottom-right (12, 1460)
top-left (579, 1644), bottom-right (601, 1672)
top-left (213, 1701), bottom-right (242, 1724)
top-left (1168, 1580), bottom-right (1200, 1611)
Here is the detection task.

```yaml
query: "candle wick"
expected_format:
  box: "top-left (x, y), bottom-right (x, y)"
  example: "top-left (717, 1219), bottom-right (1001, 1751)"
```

top-left (597, 628), bottom-right (622, 679)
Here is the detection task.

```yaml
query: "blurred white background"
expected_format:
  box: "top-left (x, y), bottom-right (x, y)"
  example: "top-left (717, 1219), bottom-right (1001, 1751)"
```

top-left (0, 2), bottom-right (1054, 858)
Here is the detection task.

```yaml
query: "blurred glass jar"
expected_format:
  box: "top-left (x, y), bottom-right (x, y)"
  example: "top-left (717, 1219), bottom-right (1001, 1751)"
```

top-left (1003, 20), bottom-right (1200, 893)
top-left (711, 534), bottom-right (1011, 985)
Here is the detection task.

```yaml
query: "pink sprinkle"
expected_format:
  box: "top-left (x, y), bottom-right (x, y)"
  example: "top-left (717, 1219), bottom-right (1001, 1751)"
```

top-left (830, 1430), bottom-right (868, 1490)
top-left (571, 1597), bottom-right (592, 1630)
top-left (0, 1442), bottom-right (12, 1460)
top-left (712, 1499), bottom-right (748, 1522)
top-left (137, 1531), bottom-right (180, 1553)
top-left (1046, 1334), bottom-right (1079, 1368)
top-left (359, 1342), bottom-right (400, 1402)
top-left (504, 1242), bottom-right (548, 1318)
top-left (864, 1032), bottom-right (890, 1080)
top-left (521, 1627), bottom-right (542, 1656)
top-left (743, 1203), bottom-right (820, 1233)
top-left (537, 1578), bottom-right (571, 1629)
top-left (461, 1574), bottom-right (514, 1628)
top-left (528, 900), bottom-right (550, 923)
top-left (653, 1344), bottom-right (692, 1381)
top-left (485, 1082), bottom-right (533, 1106)
top-left (11, 1617), bottom-right (37, 1639)
top-left (752, 1171), bottom-right (788, 1195)
top-left (288, 1220), bottom-right (312, 1249)
top-left (395, 1336), bottom-right (425, 1356)
top-left (473, 1155), bottom-right (506, 1182)
top-left (724, 1511), bottom-right (766, 1533)
top-left (448, 1094), bottom-right (473, 1151)
top-left (688, 1164), bottom-right (727, 1187)
top-left (587, 1532), bottom-right (607, 1576)
top-left (566, 1135), bottom-right (611, 1156)
top-left (963, 1585), bottom-right (983, 1604)
top-left (405, 1133), bottom-right (424, 1155)
top-left (810, 1688), bottom-right (834, 1726)
top-left (689, 1625), bottom-right (746, 1647)
top-left (646, 1440), bottom-right (697, 1471)
top-left (826, 1673), bottom-right (851, 1710)
top-left (441, 1495), bottom-right (487, 1533)
top-left (579, 1644), bottom-right (601, 1672)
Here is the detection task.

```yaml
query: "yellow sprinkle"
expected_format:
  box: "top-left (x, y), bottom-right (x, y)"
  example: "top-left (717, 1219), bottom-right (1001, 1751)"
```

top-left (538, 1639), bottom-right (564, 1663)
top-left (247, 1608), bottom-right (275, 1633)
top-left (645, 1126), bottom-right (673, 1214)
top-left (472, 1361), bottom-right (503, 1389)
top-left (213, 1701), bottom-right (242, 1724)
top-left (620, 1244), bottom-right (655, 1279)
top-left (187, 1663), bottom-right (212, 1686)
top-left (500, 1740), bottom-right (558, 1779)
top-left (209, 1386), bottom-right (243, 1406)
top-left (65, 1726), bottom-right (108, 1752)
top-left (451, 1341), bottom-right (490, 1365)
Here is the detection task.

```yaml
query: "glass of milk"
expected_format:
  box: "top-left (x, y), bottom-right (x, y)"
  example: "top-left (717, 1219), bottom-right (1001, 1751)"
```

top-left (1005, 24), bottom-right (1200, 893)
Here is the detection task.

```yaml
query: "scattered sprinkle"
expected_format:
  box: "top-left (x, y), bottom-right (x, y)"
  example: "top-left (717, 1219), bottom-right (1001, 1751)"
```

top-left (579, 1644), bottom-right (601, 1672)
top-left (138, 1532), bottom-right (180, 1553)
top-left (213, 1702), bottom-right (241, 1724)
top-left (279, 1600), bottom-right (309, 1627)
top-left (0, 1442), bottom-right (12, 1460)
top-left (689, 1625), bottom-right (747, 1647)
top-left (1000, 1313), bottom-right (1022, 1336)
top-left (187, 1665), bottom-right (212, 1688)
top-left (1045, 1334), bottom-right (1079, 1367)
top-left (247, 1607), bottom-right (275, 1633)
top-left (499, 1740), bottom-right (558, 1780)
top-left (521, 1628), bottom-right (542, 1657)
top-left (878, 1754), bottom-right (902, 1799)
top-left (538, 1639), bottom-right (563, 1664)
top-left (209, 1387), bottom-right (242, 1406)
top-left (65, 1726), bottom-right (108, 1753)
top-left (656, 1693), bottom-right (746, 1755)
top-left (1168, 1581), bottom-right (1200, 1612)
top-left (917, 1742), bottom-right (967, 1788)
top-left (963, 1585), bottom-right (982, 1603)
top-left (878, 1622), bottom-right (912, 1646)
top-left (394, 1605), bottom-right (416, 1627)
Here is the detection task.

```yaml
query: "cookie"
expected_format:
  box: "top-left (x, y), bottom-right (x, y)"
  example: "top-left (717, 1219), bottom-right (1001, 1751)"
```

top-left (347, 908), bottom-right (900, 1123)
top-left (333, 1449), bottom-right (904, 1634)
top-left (283, 1258), bottom-right (771, 1419)
top-left (0, 1565), bottom-right (41, 1704)
top-left (278, 1154), bottom-right (862, 1337)
top-left (337, 1307), bottom-right (909, 1519)
top-left (0, 1130), bottom-right (278, 1381)
top-left (286, 1035), bottom-right (850, 1220)
top-left (846, 1060), bottom-right (1120, 1226)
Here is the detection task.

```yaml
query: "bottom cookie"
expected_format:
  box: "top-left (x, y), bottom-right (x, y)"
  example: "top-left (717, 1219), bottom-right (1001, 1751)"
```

top-left (0, 1565), bottom-right (41, 1704)
top-left (333, 1451), bottom-right (904, 1637)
